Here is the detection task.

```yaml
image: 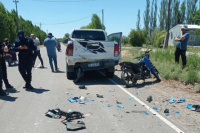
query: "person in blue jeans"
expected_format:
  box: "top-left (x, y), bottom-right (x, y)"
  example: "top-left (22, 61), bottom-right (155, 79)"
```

top-left (44, 33), bottom-right (59, 72)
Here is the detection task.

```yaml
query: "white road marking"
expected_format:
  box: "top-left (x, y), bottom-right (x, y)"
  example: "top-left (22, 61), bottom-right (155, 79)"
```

top-left (109, 78), bottom-right (184, 133)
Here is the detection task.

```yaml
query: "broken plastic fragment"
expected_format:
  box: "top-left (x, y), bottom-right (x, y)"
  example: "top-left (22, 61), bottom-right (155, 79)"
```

top-left (175, 111), bottom-right (180, 114)
top-left (117, 105), bottom-right (124, 108)
top-left (169, 96), bottom-right (174, 103)
top-left (107, 104), bottom-right (113, 107)
top-left (68, 97), bottom-right (79, 103)
top-left (165, 113), bottom-right (170, 116)
top-left (129, 97), bottom-right (134, 100)
top-left (153, 107), bottom-right (158, 111)
top-left (116, 100), bottom-right (122, 104)
top-left (142, 112), bottom-right (149, 115)
top-left (146, 96), bottom-right (153, 103)
top-left (136, 93), bottom-right (138, 95)
top-left (113, 114), bottom-right (117, 117)
top-left (109, 90), bottom-right (115, 92)
top-left (180, 98), bottom-right (185, 102)
top-left (164, 109), bottom-right (169, 113)
top-left (186, 104), bottom-right (193, 109)
top-left (66, 121), bottom-right (86, 131)
top-left (96, 94), bottom-right (104, 98)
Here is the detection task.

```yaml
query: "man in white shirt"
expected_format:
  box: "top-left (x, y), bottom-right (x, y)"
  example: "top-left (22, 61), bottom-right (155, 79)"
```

top-left (31, 34), bottom-right (44, 68)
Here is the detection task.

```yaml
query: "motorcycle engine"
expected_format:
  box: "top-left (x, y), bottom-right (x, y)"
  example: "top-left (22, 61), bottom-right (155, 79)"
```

top-left (144, 70), bottom-right (150, 78)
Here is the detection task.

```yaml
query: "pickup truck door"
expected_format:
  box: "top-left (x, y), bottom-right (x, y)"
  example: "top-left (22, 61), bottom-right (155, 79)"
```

top-left (107, 32), bottom-right (122, 58)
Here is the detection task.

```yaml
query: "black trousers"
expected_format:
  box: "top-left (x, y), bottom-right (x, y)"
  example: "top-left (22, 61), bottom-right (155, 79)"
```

top-left (18, 57), bottom-right (33, 85)
top-left (33, 50), bottom-right (44, 66)
top-left (0, 59), bottom-right (3, 90)
top-left (175, 48), bottom-right (186, 67)
top-left (1, 58), bottom-right (10, 86)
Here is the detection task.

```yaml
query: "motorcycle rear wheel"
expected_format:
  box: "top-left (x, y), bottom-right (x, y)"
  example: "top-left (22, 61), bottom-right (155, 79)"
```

top-left (121, 69), bottom-right (137, 87)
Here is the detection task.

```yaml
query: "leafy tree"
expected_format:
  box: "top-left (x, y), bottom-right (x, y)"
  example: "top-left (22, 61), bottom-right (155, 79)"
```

top-left (81, 14), bottom-right (105, 30)
top-left (154, 30), bottom-right (166, 47)
top-left (149, 0), bottom-right (154, 35)
top-left (180, 1), bottom-right (186, 24)
top-left (122, 35), bottom-right (129, 46)
top-left (128, 29), bottom-right (146, 47)
top-left (186, 0), bottom-right (198, 24)
top-left (136, 9), bottom-right (140, 31)
top-left (153, 0), bottom-right (157, 29)
top-left (172, 0), bottom-right (181, 27)
top-left (64, 33), bottom-right (70, 39)
top-left (144, 0), bottom-right (150, 33)
top-left (190, 9), bottom-right (200, 24)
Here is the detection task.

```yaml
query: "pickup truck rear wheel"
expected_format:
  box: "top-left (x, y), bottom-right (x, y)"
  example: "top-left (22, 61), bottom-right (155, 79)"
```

top-left (67, 71), bottom-right (74, 79)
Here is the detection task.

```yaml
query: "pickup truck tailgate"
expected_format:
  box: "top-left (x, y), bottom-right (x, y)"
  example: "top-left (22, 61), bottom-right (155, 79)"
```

top-left (72, 40), bottom-right (118, 62)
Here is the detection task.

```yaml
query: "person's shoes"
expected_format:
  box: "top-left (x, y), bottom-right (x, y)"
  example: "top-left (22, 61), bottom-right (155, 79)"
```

top-left (40, 65), bottom-right (44, 68)
top-left (6, 84), bottom-right (14, 88)
top-left (0, 91), bottom-right (8, 96)
top-left (27, 85), bottom-right (34, 89)
top-left (52, 69), bottom-right (55, 72)
top-left (55, 67), bottom-right (59, 71)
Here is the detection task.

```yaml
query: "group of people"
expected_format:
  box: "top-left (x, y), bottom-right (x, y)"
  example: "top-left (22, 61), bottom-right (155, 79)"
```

top-left (0, 30), bottom-right (59, 96)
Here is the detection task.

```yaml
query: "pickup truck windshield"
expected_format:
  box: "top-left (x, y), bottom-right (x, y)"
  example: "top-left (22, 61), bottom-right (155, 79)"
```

top-left (72, 30), bottom-right (105, 41)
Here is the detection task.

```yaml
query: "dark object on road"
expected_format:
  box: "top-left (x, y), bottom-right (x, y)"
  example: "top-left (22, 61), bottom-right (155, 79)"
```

top-left (164, 109), bottom-right (169, 113)
top-left (96, 94), bottom-right (104, 98)
top-left (119, 49), bottom-right (161, 87)
top-left (65, 121), bottom-right (86, 131)
top-left (45, 108), bottom-right (61, 119)
top-left (79, 85), bottom-right (86, 89)
top-left (116, 100), bottom-right (122, 104)
top-left (146, 95), bottom-right (153, 103)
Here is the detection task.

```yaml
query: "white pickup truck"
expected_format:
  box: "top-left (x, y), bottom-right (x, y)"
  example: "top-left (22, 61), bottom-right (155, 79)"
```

top-left (65, 29), bottom-right (122, 82)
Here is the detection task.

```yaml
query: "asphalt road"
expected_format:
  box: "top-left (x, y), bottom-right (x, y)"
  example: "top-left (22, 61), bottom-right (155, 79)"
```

top-left (0, 45), bottom-right (184, 133)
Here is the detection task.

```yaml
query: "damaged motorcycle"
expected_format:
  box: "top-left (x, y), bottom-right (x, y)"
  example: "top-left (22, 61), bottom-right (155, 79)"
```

top-left (119, 49), bottom-right (161, 87)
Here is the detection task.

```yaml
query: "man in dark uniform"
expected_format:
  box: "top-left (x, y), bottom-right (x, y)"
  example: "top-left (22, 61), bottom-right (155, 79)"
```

top-left (14, 30), bottom-right (36, 89)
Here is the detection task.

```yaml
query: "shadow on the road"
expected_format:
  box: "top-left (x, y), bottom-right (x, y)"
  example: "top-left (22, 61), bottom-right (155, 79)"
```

top-left (6, 88), bottom-right (20, 93)
top-left (73, 70), bottom-right (124, 86)
top-left (129, 80), bottom-right (161, 89)
top-left (0, 95), bottom-right (18, 102)
top-left (54, 70), bottom-right (65, 73)
top-left (7, 63), bottom-right (18, 67)
top-left (26, 87), bottom-right (50, 94)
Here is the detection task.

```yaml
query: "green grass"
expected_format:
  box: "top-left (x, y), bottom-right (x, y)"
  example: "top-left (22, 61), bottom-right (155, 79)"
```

top-left (121, 48), bottom-right (200, 85)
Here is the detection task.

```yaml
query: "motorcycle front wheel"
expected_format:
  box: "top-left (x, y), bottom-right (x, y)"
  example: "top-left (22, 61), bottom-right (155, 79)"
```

top-left (121, 69), bottom-right (137, 87)
top-left (153, 68), bottom-right (161, 81)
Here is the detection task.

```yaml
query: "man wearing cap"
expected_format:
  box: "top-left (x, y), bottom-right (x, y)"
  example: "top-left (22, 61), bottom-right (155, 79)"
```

top-left (31, 34), bottom-right (44, 68)
top-left (14, 30), bottom-right (37, 89)
top-left (44, 33), bottom-right (59, 72)
top-left (175, 26), bottom-right (190, 68)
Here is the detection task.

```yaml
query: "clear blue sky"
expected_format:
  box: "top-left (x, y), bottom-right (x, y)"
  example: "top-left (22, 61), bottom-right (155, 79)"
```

top-left (2, 0), bottom-right (164, 38)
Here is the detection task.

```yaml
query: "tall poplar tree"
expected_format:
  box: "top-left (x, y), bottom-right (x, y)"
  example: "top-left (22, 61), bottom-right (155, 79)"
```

top-left (153, 0), bottom-right (157, 29)
top-left (144, 0), bottom-right (150, 34)
top-left (136, 9), bottom-right (140, 31)
top-left (180, 1), bottom-right (186, 24)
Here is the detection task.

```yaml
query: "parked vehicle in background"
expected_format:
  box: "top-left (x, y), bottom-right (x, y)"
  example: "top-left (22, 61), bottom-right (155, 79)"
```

top-left (66, 29), bottom-right (122, 82)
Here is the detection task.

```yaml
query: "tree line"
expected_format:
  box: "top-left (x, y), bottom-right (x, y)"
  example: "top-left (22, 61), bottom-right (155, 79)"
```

top-left (0, 2), bottom-right (46, 44)
top-left (128, 0), bottom-right (200, 47)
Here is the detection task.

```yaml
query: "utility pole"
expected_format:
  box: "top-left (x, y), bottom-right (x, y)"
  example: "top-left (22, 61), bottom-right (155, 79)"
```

top-left (163, 0), bottom-right (171, 49)
top-left (39, 22), bottom-right (42, 44)
top-left (102, 9), bottom-right (104, 26)
top-left (13, 0), bottom-right (19, 31)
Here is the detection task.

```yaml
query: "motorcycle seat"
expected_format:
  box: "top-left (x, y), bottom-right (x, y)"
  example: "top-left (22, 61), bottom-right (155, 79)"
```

top-left (122, 61), bottom-right (143, 68)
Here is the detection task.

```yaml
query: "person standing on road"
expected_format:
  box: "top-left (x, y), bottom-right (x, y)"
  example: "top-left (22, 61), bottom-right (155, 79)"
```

top-left (31, 34), bottom-right (44, 68)
top-left (14, 30), bottom-right (36, 89)
top-left (44, 33), bottom-right (59, 72)
top-left (174, 26), bottom-right (190, 69)
top-left (0, 41), bottom-right (15, 96)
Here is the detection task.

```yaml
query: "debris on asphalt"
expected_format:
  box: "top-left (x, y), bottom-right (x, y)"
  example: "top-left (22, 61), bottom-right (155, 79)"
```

top-left (96, 94), bottom-right (104, 98)
top-left (175, 111), bottom-right (180, 114)
top-left (188, 105), bottom-right (200, 112)
top-left (158, 123), bottom-right (161, 126)
top-left (186, 104), bottom-right (193, 109)
top-left (68, 97), bottom-right (79, 103)
top-left (164, 109), bottom-right (169, 113)
top-left (107, 104), bottom-right (113, 107)
top-left (165, 113), bottom-right (170, 116)
top-left (78, 96), bottom-right (87, 104)
top-left (142, 112), bottom-right (149, 115)
top-left (153, 107), bottom-right (158, 111)
top-left (116, 100), bottom-right (122, 104)
top-left (129, 97), bottom-right (134, 101)
top-left (169, 96), bottom-right (185, 103)
top-left (117, 105), bottom-right (124, 108)
top-left (109, 90), bottom-right (115, 92)
top-left (64, 121), bottom-right (86, 131)
top-left (113, 114), bottom-right (117, 117)
top-left (79, 85), bottom-right (86, 89)
top-left (45, 108), bottom-right (85, 131)
top-left (146, 96), bottom-right (153, 103)
top-left (136, 93), bottom-right (139, 95)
